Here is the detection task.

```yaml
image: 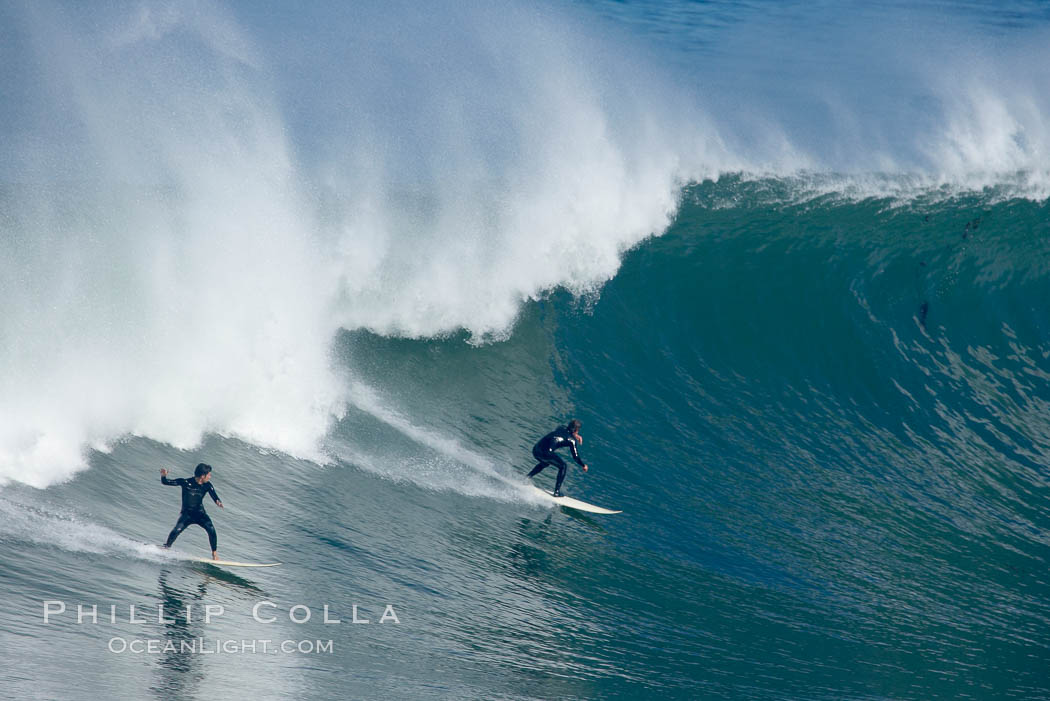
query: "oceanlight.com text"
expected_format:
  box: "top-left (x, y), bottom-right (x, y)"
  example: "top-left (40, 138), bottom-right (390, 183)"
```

top-left (108, 637), bottom-right (335, 655)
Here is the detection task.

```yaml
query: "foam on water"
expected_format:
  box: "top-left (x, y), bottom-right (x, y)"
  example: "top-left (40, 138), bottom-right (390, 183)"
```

top-left (328, 379), bottom-right (553, 506)
top-left (0, 493), bottom-right (178, 561)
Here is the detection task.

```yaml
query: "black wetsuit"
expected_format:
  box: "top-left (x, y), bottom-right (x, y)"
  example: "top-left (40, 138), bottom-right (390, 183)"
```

top-left (527, 427), bottom-right (585, 495)
top-left (162, 475), bottom-right (221, 551)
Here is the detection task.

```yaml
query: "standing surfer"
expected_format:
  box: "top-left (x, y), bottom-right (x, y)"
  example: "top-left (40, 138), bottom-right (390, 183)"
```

top-left (159, 463), bottom-right (223, 560)
top-left (527, 419), bottom-right (588, 497)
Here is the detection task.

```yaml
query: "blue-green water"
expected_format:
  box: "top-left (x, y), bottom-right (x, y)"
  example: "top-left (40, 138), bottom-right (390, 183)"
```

top-left (3, 1), bottom-right (1050, 699)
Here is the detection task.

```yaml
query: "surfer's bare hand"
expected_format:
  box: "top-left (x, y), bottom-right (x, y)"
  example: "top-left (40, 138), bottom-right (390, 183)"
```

top-left (583, 465), bottom-right (589, 472)
top-left (160, 468), bottom-right (167, 477)
top-left (217, 501), bottom-right (224, 509)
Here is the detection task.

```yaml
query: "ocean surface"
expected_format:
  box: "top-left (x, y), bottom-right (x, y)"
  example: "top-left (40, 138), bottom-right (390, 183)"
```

top-left (2, 1), bottom-right (1050, 699)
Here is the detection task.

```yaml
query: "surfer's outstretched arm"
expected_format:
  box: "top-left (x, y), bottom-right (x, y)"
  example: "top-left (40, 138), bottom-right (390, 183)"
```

top-left (160, 468), bottom-right (183, 486)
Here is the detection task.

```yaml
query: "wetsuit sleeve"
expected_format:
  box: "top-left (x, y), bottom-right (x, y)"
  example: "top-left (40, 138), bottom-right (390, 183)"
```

top-left (208, 483), bottom-right (221, 504)
top-left (568, 440), bottom-right (585, 467)
top-left (161, 475), bottom-right (183, 486)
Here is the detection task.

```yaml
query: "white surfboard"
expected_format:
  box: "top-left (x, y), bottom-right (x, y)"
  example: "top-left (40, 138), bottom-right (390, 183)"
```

top-left (193, 558), bottom-right (281, 567)
top-left (530, 486), bottom-right (622, 515)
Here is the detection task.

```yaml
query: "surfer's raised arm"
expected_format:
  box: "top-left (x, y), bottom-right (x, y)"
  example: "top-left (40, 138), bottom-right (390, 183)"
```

top-left (160, 468), bottom-right (181, 486)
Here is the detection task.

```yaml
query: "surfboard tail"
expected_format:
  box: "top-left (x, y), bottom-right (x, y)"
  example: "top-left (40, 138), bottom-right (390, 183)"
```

top-left (192, 558), bottom-right (281, 567)
top-left (528, 485), bottom-right (622, 514)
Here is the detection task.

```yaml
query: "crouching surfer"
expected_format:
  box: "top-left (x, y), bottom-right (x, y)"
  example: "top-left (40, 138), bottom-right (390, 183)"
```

top-left (527, 419), bottom-right (588, 497)
top-left (159, 463), bottom-right (223, 560)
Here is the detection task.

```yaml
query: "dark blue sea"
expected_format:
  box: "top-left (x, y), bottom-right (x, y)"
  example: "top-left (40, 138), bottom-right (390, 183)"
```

top-left (2, 1), bottom-right (1050, 698)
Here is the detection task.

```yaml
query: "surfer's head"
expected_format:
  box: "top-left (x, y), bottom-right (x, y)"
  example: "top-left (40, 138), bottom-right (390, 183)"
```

top-left (567, 419), bottom-right (582, 438)
top-left (194, 463), bottom-right (213, 483)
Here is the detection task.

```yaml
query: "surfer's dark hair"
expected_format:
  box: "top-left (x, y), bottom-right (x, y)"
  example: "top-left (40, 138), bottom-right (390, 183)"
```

top-left (194, 463), bottom-right (213, 478)
top-left (567, 419), bottom-right (582, 433)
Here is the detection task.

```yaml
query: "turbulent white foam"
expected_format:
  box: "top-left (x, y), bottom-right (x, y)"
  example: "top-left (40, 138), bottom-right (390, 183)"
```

top-left (0, 494), bottom-right (177, 561)
top-left (688, 2), bottom-right (1050, 200)
top-left (307, 1), bottom-right (720, 340)
top-left (331, 379), bottom-right (551, 506)
top-left (331, 439), bottom-right (550, 506)
top-left (2, 0), bottom-right (1050, 489)
top-left (0, 2), bottom-right (351, 487)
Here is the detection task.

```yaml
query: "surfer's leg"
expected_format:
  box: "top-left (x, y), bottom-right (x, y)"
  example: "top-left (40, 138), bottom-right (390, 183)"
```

top-left (551, 455), bottom-right (568, 496)
top-left (528, 447), bottom-right (557, 478)
top-left (164, 513), bottom-right (192, 547)
top-left (195, 513), bottom-right (218, 553)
